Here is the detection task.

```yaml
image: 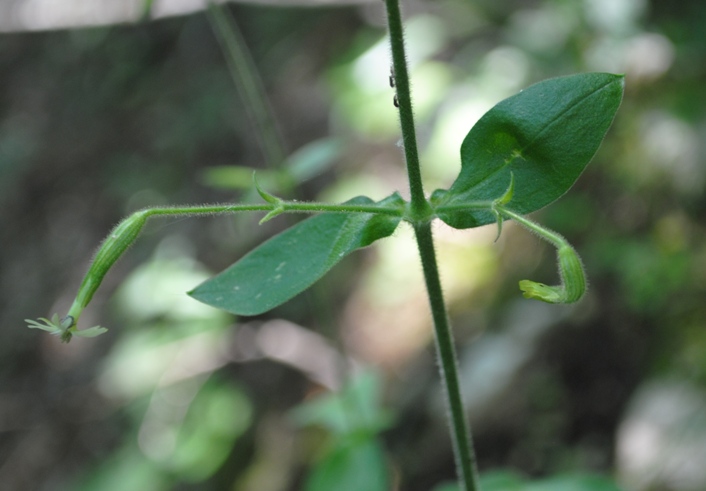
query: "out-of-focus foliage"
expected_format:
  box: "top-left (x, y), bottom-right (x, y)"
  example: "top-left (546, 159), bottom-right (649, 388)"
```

top-left (435, 470), bottom-right (624, 491)
top-left (73, 245), bottom-right (252, 489)
top-left (291, 370), bottom-right (392, 491)
top-left (202, 137), bottom-right (344, 193)
top-left (4, 0), bottom-right (706, 489)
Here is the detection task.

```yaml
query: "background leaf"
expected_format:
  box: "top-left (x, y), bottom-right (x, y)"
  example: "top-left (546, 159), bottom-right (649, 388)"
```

top-left (292, 370), bottom-right (392, 491)
top-left (433, 473), bottom-right (623, 491)
top-left (201, 138), bottom-right (343, 193)
top-left (525, 474), bottom-right (624, 491)
top-left (189, 193), bottom-right (404, 316)
top-left (304, 438), bottom-right (389, 491)
top-left (433, 73), bottom-right (624, 229)
top-left (290, 370), bottom-right (393, 436)
top-left (479, 471), bottom-right (527, 491)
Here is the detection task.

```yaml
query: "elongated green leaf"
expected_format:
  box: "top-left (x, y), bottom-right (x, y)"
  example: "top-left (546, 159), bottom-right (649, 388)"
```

top-left (189, 194), bottom-right (404, 316)
top-left (433, 73), bottom-right (624, 229)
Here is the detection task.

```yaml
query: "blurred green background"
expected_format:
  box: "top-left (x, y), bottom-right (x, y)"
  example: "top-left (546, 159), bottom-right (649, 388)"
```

top-left (2, 0), bottom-right (706, 490)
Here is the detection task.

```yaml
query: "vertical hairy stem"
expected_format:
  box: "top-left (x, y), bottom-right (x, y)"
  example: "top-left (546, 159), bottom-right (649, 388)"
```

top-left (384, 0), bottom-right (429, 219)
top-left (414, 222), bottom-right (479, 491)
top-left (384, 0), bottom-right (479, 488)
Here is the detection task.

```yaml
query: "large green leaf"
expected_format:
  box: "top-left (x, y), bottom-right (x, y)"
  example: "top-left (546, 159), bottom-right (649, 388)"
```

top-left (432, 73), bottom-right (624, 229)
top-left (189, 193), bottom-right (404, 316)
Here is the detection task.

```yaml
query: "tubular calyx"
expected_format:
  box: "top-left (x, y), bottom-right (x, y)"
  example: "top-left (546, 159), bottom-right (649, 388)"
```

top-left (69, 210), bottom-right (148, 317)
top-left (26, 210), bottom-right (149, 342)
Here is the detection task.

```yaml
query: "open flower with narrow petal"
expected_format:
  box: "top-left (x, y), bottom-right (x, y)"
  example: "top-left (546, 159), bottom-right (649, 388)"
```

top-left (26, 314), bottom-right (107, 343)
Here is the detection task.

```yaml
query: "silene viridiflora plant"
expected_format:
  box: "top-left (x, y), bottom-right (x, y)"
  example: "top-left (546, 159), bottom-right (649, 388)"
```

top-left (26, 0), bottom-right (623, 489)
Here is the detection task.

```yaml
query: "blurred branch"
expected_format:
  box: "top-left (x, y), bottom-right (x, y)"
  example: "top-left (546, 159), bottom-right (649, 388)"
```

top-left (206, 3), bottom-right (290, 185)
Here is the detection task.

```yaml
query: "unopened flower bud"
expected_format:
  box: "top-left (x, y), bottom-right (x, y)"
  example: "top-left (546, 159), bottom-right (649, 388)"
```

top-left (519, 243), bottom-right (586, 304)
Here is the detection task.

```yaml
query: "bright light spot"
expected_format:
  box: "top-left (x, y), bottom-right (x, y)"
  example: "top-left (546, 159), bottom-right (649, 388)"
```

top-left (617, 381), bottom-right (706, 490)
top-left (640, 111), bottom-right (702, 194)
top-left (114, 242), bottom-right (228, 323)
top-left (351, 14), bottom-right (447, 94)
top-left (17, 0), bottom-right (137, 31)
top-left (317, 173), bottom-right (390, 203)
top-left (586, 32), bottom-right (674, 80)
top-left (363, 224), bottom-right (423, 307)
top-left (151, 0), bottom-right (212, 17)
top-left (351, 37), bottom-right (390, 94)
top-left (583, 0), bottom-right (647, 33)
top-left (1, 0), bottom-right (231, 32)
top-left (509, 7), bottom-right (576, 54)
top-left (584, 37), bottom-right (627, 73)
top-left (139, 419), bottom-right (179, 461)
top-left (404, 14), bottom-right (447, 66)
top-left (422, 93), bottom-right (495, 185)
top-left (481, 47), bottom-right (531, 92)
top-left (256, 319), bottom-right (342, 389)
top-left (625, 33), bottom-right (674, 81)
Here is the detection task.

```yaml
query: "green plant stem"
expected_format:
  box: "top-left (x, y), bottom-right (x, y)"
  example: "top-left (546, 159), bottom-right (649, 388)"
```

top-left (496, 206), bottom-right (565, 247)
top-left (141, 201), bottom-right (403, 218)
top-left (385, 0), bottom-right (479, 487)
top-left (435, 201), bottom-right (496, 213)
top-left (414, 222), bottom-right (479, 491)
top-left (384, 0), bottom-right (428, 219)
top-left (207, 4), bottom-right (292, 190)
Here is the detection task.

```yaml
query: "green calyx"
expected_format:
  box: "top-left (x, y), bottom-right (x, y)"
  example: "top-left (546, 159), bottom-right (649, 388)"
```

top-left (25, 210), bottom-right (148, 342)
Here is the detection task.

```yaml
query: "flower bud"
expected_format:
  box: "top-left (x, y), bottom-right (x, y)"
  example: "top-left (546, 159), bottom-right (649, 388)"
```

top-left (519, 243), bottom-right (586, 304)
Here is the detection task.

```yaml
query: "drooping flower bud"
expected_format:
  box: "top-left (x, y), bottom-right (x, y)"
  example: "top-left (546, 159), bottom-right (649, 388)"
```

top-left (519, 243), bottom-right (586, 304)
top-left (26, 210), bottom-right (149, 342)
